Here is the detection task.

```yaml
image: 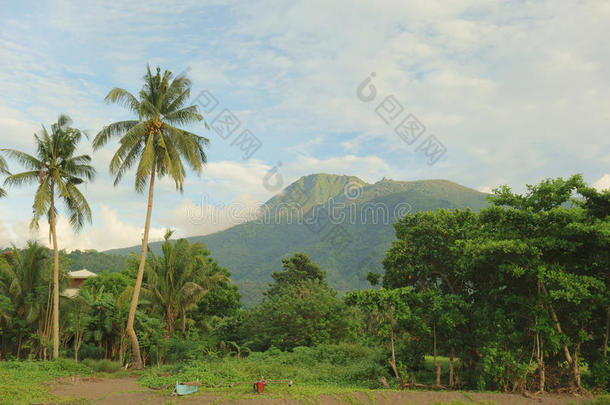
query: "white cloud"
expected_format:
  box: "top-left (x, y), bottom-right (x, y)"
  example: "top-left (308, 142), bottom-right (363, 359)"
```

top-left (1, 0), bottom-right (609, 249)
top-left (0, 206), bottom-right (165, 252)
top-left (165, 193), bottom-right (262, 238)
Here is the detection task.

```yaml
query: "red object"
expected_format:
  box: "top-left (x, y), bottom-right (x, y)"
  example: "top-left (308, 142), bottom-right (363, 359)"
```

top-left (255, 377), bottom-right (265, 393)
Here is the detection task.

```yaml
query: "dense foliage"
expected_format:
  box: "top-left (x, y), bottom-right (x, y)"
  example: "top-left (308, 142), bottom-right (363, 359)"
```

top-left (62, 249), bottom-right (127, 273)
top-left (352, 174), bottom-right (609, 393)
top-left (0, 237), bottom-right (239, 367)
top-left (1, 163), bottom-right (607, 395)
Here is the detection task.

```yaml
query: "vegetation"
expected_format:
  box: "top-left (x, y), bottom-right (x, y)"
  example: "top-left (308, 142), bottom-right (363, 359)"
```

top-left (1, 115), bottom-right (95, 359)
top-left (0, 359), bottom-right (92, 404)
top-left (63, 249), bottom-right (127, 273)
top-left (108, 174), bottom-right (491, 305)
top-left (348, 174), bottom-right (609, 393)
top-left (0, 63), bottom-right (607, 401)
top-left (92, 65), bottom-right (209, 368)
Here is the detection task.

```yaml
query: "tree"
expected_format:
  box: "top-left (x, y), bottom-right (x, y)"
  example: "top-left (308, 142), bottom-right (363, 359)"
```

top-left (266, 252), bottom-right (326, 296)
top-left (2, 114), bottom-right (94, 359)
top-left (0, 154), bottom-right (8, 198)
top-left (484, 175), bottom-right (609, 392)
top-left (383, 209), bottom-right (476, 386)
top-left (345, 287), bottom-right (430, 388)
top-left (250, 254), bottom-right (353, 351)
top-left (379, 175), bottom-right (608, 392)
top-left (251, 279), bottom-right (354, 351)
top-left (0, 242), bottom-right (55, 359)
top-left (143, 231), bottom-right (225, 337)
top-left (93, 66), bottom-right (209, 368)
top-left (65, 292), bottom-right (92, 362)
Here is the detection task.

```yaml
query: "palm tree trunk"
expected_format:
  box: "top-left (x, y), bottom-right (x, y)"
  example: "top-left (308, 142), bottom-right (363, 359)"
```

top-left (50, 197), bottom-right (60, 360)
top-left (126, 167), bottom-right (156, 369)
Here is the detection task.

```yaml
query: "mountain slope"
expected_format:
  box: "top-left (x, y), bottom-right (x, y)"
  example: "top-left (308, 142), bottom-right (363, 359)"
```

top-left (106, 174), bottom-right (490, 305)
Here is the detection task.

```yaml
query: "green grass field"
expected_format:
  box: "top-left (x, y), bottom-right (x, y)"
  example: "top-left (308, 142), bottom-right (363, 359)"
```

top-left (1, 352), bottom-right (608, 405)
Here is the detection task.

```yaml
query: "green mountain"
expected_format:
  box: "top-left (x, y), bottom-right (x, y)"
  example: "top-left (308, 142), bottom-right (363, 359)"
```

top-left (105, 174), bottom-right (490, 306)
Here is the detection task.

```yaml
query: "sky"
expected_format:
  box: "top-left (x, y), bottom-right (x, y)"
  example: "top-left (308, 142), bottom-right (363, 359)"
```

top-left (0, 0), bottom-right (609, 251)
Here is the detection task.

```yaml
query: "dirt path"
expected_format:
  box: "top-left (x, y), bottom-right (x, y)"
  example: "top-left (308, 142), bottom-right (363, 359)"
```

top-left (51, 377), bottom-right (588, 404)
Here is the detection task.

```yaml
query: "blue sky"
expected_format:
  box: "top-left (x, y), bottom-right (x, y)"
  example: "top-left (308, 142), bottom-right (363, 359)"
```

top-left (1, 0), bottom-right (609, 250)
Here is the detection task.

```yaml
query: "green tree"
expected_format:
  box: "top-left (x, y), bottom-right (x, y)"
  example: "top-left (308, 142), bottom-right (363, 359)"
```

top-left (251, 279), bottom-right (354, 351)
top-left (380, 175), bottom-right (608, 392)
top-left (345, 287), bottom-right (430, 388)
top-left (267, 252), bottom-right (326, 296)
top-left (483, 175), bottom-right (609, 392)
top-left (195, 258), bottom-right (241, 319)
top-left (250, 254), bottom-right (353, 351)
top-left (2, 114), bottom-right (95, 359)
top-left (143, 231), bottom-right (226, 337)
top-left (0, 242), bottom-right (56, 359)
top-left (383, 208), bottom-right (476, 386)
top-left (93, 66), bottom-right (209, 368)
top-left (65, 292), bottom-right (92, 361)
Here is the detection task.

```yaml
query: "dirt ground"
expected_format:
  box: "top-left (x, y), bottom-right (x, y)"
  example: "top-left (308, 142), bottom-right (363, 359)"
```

top-left (50, 376), bottom-right (589, 405)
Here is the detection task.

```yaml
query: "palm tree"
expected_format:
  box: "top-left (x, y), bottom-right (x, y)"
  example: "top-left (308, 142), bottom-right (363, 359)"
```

top-left (143, 231), bottom-right (226, 337)
top-left (0, 154), bottom-right (9, 198)
top-left (0, 242), bottom-right (52, 358)
top-left (2, 114), bottom-right (95, 359)
top-left (93, 65), bottom-right (209, 368)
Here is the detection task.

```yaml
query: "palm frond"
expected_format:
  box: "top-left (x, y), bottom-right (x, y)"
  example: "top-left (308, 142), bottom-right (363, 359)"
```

top-left (164, 124), bottom-right (209, 173)
top-left (3, 171), bottom-right (40, 187)
top-left (134, 133), bottom-right (156, 193)
top-left (93, 120), bottom-right (139, 150)
top-left (105, 88), bottom-right (141, 115)
top-left (0, 149), bottom-right (42, 171)
top-left (162, 105), bottom-right (202, 126)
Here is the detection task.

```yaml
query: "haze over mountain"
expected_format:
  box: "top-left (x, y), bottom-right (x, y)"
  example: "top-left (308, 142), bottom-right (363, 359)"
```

top-left (106, 173), bottom-right (489, 305)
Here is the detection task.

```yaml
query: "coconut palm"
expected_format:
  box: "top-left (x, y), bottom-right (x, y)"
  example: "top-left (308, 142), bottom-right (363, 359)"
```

top-left (0, 154), bottom-right (9, 198)
top-left (93, 65), bottom-right (209, 368)
top-left (2, 114), bottom-right (95, 359)
top-left (143, 230), bottom-right (226, 337)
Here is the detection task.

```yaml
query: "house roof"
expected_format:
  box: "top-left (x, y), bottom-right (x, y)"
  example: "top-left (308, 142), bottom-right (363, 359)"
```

top-left (68, 269), bottom-right (97, 279)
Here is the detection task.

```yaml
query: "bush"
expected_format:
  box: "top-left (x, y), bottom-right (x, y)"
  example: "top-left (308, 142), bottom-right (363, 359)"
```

top-left (589, 358), bottom-right (610, 390)
top-left (77, 342), bottom-right (105, 360)
top-left (138, 344), bottom-right (391, 390)
top-left (164, 337), bottom-right (204, 363)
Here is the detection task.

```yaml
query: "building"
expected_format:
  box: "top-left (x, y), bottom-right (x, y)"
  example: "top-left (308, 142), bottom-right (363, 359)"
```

top-left (62, 269), bottom-right (97, 298)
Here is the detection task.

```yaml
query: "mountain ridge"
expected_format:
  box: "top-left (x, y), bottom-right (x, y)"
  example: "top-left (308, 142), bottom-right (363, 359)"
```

top-left (105, 173), bottom-right (490, 304)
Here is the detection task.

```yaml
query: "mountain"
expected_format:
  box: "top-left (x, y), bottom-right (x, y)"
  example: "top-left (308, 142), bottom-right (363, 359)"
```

top-left (105, 174), bottom-right (490, 305)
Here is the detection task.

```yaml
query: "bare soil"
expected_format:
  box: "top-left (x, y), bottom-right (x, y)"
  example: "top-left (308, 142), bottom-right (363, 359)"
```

top-left (50, 376), bottom-right (589, 404)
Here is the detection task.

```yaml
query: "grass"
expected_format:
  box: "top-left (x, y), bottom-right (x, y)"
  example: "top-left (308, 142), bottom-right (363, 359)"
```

top-left (0, 351), bottom-right (607, 405)
top-left (0, 359), bottom-right (93, 405)
top-left (582, 396), bottom-right (610, 405)
top-left (139, 344), bottom-right (391, 390)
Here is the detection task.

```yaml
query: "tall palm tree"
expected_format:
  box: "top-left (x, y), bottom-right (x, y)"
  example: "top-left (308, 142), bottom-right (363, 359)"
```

top-left (2, 115), bottom-right (95, 359)
top-left (143, 230), bottom-right (226, 337)
top-left (93, 65), bottom-right (209, 368)
top-left (0, 154), bottom-right (9, 198)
